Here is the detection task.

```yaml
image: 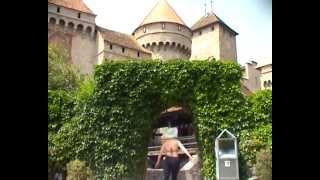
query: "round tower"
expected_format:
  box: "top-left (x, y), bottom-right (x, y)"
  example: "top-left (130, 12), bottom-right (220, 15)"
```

top-left (133, 0), bottom-right (192, 60)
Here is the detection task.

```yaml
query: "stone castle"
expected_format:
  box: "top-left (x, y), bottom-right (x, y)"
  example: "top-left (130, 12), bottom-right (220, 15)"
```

top-left (48, 1), bottom-right (271, 179)
top-left (48, 0), bottom-right (238, 74)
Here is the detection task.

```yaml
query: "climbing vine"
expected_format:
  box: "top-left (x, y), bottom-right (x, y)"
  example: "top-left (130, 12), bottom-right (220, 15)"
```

top-left (49, 59), bottom-right (272, 179)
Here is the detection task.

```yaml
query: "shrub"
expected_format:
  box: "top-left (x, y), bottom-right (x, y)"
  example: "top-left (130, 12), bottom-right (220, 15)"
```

top-left (48, 44), bottom-right (82, 91)
top-left (255, 149), bottom-right (272, 180)
top-left (67, 159), bottom-right (95, 180)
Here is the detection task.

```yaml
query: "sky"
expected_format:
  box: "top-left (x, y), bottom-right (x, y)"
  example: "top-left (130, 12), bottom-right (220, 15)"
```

top-left (83, 0), bottom-right (272, 66)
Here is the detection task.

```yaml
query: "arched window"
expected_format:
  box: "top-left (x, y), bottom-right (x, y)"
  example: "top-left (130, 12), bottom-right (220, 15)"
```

top-left (143, 27), bottom-right (147, 33)
top-left (268, 80), bottom-right (272, 87)
top-left (162, 23), bottom-right (165, 30)
top-left (86, 26), bottom-right (92, 34)
top-left (67, 22), bottom-right (74, 29)
top-left (49, 17), bottom-right (56, 24)
top-left (211, 26), bottom-right (214, 31)
top-left (137, 51), bottom-right (140, 57)
top-left (76, 24), bottom-right (84, 32)
top-left (122, 47), bottom-right (125, 53)
top-left (59, 19), bottom-right (65, 27)
top-left (109, 44), bottom-right (113, 50)
top-left (199, 31), bottom-right (202, 35)
top-left (78, 13), bottom-right (81, 18)
top-left (57, 7), bottom-right (60, 13)
top-left (178, 25), bottom-right (181, 31)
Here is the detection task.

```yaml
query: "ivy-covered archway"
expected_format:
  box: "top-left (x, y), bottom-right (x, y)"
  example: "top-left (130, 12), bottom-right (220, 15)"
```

top-left (54, 60), bottom-right (250, 179)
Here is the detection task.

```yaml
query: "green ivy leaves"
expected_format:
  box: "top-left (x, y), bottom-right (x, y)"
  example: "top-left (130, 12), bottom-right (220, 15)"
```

top-left (49, 59), bottom-right (272, 179)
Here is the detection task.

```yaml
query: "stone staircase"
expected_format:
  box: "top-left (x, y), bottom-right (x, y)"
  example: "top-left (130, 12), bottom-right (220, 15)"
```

top-left (145, 135), bottom-right (202, 180)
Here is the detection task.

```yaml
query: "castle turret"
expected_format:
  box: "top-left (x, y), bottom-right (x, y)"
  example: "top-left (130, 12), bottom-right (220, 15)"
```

top-left (48, 0), bottom-right (98, 74)
top-left (191, 13), bottom-right (238, 62)
top-left (133, 0), bottom-right (192, 60)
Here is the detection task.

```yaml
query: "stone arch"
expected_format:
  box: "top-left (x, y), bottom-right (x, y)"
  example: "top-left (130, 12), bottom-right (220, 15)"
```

top-left (142, 44), bottom-right (145, 48)
top-left (171, 42), bottom-right (176, 47)
top-left (67, 22), bottom-right (74, 29)
top-left (177, 43), bottom-right (181, 49)
top-left (86, 26), bottom-right (92, 34)
top-left (49, 17), bottom-right (56, 25)
top-left (181, 45), bottom-right (186, 52)
top-left (146, 105), bottom-right (199, 176)
top-left (165, 42), bottom-right (170, 46)
top-left (59, 19), bottom-right (65, 27)
top-left (151, 42), bottom-right (157, 46)
top-left (146, 43), bottom-right (151, 48)
top-left (159, 42), bottom-right (164, 46)
top-left (76, 24), bottom-right (84, 32)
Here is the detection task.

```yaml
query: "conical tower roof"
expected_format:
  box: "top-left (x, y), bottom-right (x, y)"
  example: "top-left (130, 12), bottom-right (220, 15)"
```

top-left (48, 0), bottom-right (94, 14)
top-left (139, 0), bottom-right (186, 27)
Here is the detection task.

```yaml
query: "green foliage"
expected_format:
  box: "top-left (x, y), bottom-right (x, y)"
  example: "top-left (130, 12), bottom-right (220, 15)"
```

top-left (239, 124), bottom-right (272, 166)
top-left (52, 60), bottom-right (248, 179)
top-left (248, 89), bottom-right (272, 125)
top-left (49, 59), bottom-right (272, 179)
top-left (48, 44), bottom-right (95, 178)
top-left (238, 90), bottom-right (272, 178)
top-left (67, 159), bottom-right (95, 180)
top-left (48, 44), bottom-right (82, 91)
top-left (255, 149), bottom-right (272, 180)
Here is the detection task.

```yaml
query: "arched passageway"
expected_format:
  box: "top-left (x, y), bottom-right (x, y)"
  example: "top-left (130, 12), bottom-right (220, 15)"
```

top-left (145, 106), bottom-right (201, 180)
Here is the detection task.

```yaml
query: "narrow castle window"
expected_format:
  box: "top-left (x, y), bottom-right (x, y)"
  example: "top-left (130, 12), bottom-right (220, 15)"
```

top-left (110, 44), bottom-right (113, 50)
top-left (137, 52), bottom-right (140, 57)
top-left (162, 23), bottom-right (165, 30)
top-left (143, 27), bottom-right (146, 33)
top-left (263, 81), bottom-right (267, 88)
top-left (122, 47), bottom-right (125, 53)
top-left (57, 7), bottom-right (60, 13)
top-left (199, 31), bottom-right (202, 35)
top-left (178, 25), bottom-right (181, 31)
top-left (78, 13), bottom-right (81, 18)
top-left (211, 26), bottom-right (214, 31)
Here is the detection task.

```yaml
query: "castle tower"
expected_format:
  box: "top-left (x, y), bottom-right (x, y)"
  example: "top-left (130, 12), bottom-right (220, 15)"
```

top-left (48, 0), bottom-right (98, 74)
top-left (190, 12), bottom-right (238, 62)
top-left (133, 0), bottom-right (192, 60)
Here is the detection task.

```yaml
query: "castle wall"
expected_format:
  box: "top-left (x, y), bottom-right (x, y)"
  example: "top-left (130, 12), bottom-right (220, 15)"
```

top-left (103, 42), bottom-right (151, 61)
top-left (219, 27), bottom-right (237, 61)
top-left (48, 3), bottom-right (95, 24)
top-left (48, 19), bottom-right (98, 75)
top-left (259, 65), bottom-right (272, 90)
top-left (242, 62), bottom-right (261, 92)
top-left (191, 24), bottom-right (220, 60)
top-left (71, 33), bottom-right (98, 74)
top-left (134, 23), bottom-right (192, 59)
top-left (48, 3), bottom-right (98, 74)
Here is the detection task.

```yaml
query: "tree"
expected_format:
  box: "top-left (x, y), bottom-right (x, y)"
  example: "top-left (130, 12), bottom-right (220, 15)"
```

top-left (48, 44), bottom-right (82, 91)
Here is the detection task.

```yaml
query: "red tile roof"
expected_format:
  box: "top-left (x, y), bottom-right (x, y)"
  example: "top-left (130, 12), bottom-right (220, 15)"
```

top-left (97, 26), bottom-right (152, 54)
top-left (48, 0), bottom-right (94, 14)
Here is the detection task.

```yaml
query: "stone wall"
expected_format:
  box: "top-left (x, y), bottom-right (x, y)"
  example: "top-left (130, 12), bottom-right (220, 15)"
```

top-left (219, 26), bottom-right (237, 61)
top-left (103, 41), bottom-right (151, 61)
top-left (191, 24), bottom-right (220, 60)
top-left (134, 22), bottom-right (192, 59)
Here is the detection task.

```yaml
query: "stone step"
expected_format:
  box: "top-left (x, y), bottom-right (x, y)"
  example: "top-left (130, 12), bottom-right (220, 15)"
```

top-left (147, 147), bottom-right (199, 156)
top-left (148, 142), bottom-right (198, 151)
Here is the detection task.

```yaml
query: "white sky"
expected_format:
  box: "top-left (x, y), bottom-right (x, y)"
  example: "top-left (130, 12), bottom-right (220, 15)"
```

top-left (83, 0), bottom-right (272, 66)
